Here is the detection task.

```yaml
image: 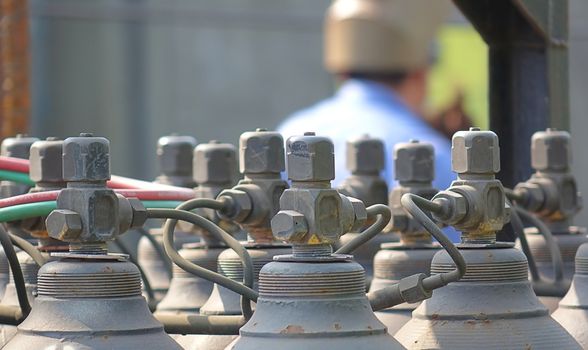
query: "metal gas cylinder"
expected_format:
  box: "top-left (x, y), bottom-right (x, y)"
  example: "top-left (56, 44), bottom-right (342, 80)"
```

top-left (395, 128), bottom-right (580, 349)
top-left (185, 129), bottom-right (290, 350)
top-left (3, 133), bottom-right (181, 350)
top-left (0, 135), bottom-right (39, 299)
top-left (0, 138), bottom-right (67, 347)
top-left (553, 242), bottom-right (588, 347)
top-left (0, 134), bottom-right (39, 198)
top-left (370, 140), bottom-right (440, 334)
top-left (157, 141), bottom-right (238, 333)
top-left (0, 251), bottom-right (38, 346)
top-left (338, 134), bottom-right (395, 284)
top-left (513, 129), bottom-right (586, 311)
top-left (229, 132), bottom-right (404, 350)
top-left (138, 135), bottom-right (200, 302)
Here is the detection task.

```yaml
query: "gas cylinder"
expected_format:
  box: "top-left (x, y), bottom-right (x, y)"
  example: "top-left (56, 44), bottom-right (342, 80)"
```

top-left (0, 251), bottom-right (38, 346)
top-left (0, 138), bottom-right (67, 346)
top-left (513, 129), bottom-right (586, 312)
top-left (395, 128), bottom-right (580, 349)
top-left (0, 135), bottom-right (39, 299)
top-left (370, 140), bottom-right (440, 334)
top-left (338, 134), bottom-right (396, 285)
top-left (184, 129), bottom-right (290, 350)
top-left (552, 242), bottom-right (588, 347)
top-left (230, 132), bottom-right (406, 350)
top-left (3, 133), bottom-right (181, 350)
top-left (156, 141), bottom-right (239, 347)
top-left (0, 134), bottom-right (39, 198)
top-left (138, 135), bottom-right (199, 302)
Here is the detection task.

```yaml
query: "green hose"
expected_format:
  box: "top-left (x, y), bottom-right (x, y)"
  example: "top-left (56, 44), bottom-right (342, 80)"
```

top-left (0, 200), bottom-right (182, 223)
top-left (0, 170), bottom-right (34, 186)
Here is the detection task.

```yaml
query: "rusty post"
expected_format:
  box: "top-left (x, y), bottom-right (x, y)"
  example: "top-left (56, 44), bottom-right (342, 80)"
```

top-left (0, 0), bottom-right (30, 137)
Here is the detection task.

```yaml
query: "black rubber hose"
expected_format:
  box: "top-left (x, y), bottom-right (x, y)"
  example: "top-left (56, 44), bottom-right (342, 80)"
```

top-left (0, 225), bottom-right (31, 317)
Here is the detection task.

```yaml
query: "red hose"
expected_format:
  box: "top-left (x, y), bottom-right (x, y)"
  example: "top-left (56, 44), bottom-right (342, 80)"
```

top-left (0, 189), bottom-right (195, 208)
top-left (0, 156), bottom-right (30, 173)
top-left (108, 175), bottom-right (194, 194)
top-left (0, 156), bottom-right (195, 194)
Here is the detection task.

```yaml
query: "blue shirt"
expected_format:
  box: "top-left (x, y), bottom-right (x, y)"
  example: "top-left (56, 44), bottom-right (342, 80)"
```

top-left (278, 79), bottom-right (459, 242)
top-left (278, 79), bottom-right (455, 190)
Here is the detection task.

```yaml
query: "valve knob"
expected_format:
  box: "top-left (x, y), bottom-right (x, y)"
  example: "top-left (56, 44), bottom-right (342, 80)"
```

top-left (286, 132), bottom-right (335, 182)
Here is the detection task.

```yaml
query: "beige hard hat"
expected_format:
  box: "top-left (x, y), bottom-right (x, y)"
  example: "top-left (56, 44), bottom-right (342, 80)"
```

top-left (324, 0), bottom-right (451, 74)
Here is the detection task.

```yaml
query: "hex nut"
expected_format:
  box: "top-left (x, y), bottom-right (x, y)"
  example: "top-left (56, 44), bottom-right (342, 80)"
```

top-left (348, 197), bottom-right (368, 232)
top-left (193, 141), bottom-right (238, 185)
top-left (432, 190), bottom-right (467, 225)
top-left (62, 134), bottom-right (110, 182)
top-left (394, 140), bottom-right (435, 183)
top-left (346, 135), bottom-right (385, 174)
top-left (157, 135), bottom-right (197, 177)
top-left (398, 273), bottom-right (432, 303)
top-left (286, 134), bottom-right (335, 182)
top-left (46, 209), bottom-right (83, 241)
top-left (128, 198), bottom-right (147, 229)
top-left (271, 210), bottom-right (308, 243)
top-left (218, 189), bottom-right (252, 223)
top-left (451, 128), bottom-right (500, 174)
top-left (240, 130), bottom-right (285, 174)
top-left (531, 129), bottom-right (571, 172)
top-left (29, 139), bottom-right (64, 184)
top-left (0, 135), bottom-right (39, 159)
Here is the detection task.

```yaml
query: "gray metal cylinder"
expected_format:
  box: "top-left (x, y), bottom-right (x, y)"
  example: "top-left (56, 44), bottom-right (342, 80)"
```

top-left (367, 140), bottom-right (440, 333)
top-left (0, 134), bottom-right (38, 198)
top-left (337, 232), bottom-right (398, 287)
top-left (3, 258), bottom-right (181, 349)
top-left (231, 259), bottom-right (403, 349)
top-left (188, 245), bottom-right (291, 350)
top-left (395, 246), bottom-right (581, 349)
top-left (156, 244), bottom-right (221, 314)
top-left (517, 226), bottom-right (587, 312)
top-left (137, 228), bottom-right (199, 303)
top-left (370, 244), bottom-right (439, 334)
top-left (337, 135), bottom-right (391, 284)
top-left (553, 242), bottom-right (588, 348)
top-left (0, 251), bottom-right (38, 347)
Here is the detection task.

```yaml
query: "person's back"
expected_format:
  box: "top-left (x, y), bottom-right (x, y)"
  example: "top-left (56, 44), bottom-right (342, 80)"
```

top-left (278, 0), bottom-right (455, 190)
top-left (278, 78), bottom-right (453, 190)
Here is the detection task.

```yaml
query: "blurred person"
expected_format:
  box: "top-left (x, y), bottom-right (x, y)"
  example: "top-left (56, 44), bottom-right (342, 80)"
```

top-left (278, 0), bottom-right (455, 191)
top-left (430, 90), bottom-right (474, 140)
